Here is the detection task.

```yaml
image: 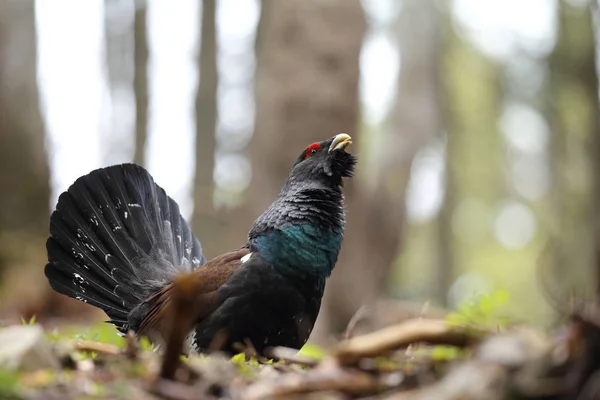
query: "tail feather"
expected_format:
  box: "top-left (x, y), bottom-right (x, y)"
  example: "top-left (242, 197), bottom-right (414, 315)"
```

top-left (44, 163), bottom-right (207, 333)
top-left (45, 239), bottom-right (130, 309)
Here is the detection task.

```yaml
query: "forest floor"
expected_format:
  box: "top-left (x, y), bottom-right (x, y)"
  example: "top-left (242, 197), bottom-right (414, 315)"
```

top-left (0, 292), bottom-right (599, 400)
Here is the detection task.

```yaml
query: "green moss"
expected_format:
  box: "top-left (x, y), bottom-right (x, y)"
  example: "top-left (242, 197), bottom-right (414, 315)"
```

top-left (46, 320), bottom-right (129, 348)
top-left (0, 370), bottom-right (21, 399)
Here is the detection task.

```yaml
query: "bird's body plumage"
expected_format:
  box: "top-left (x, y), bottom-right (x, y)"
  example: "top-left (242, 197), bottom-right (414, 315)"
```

top-left (44, 134), bottom-right (356, 355)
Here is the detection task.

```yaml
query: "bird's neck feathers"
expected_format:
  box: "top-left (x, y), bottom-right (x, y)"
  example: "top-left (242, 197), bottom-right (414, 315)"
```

top-left (248, 181), bottom-right (346, 279)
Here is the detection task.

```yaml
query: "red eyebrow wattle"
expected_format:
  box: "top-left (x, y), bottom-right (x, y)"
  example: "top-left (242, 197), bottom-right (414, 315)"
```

top-left (305, 143), bottom-right (321, 158)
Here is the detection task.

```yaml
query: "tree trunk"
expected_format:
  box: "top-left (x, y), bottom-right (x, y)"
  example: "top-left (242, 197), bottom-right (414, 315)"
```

top-left (0, 0), bottom-right (50, 244)
top-left (247, 0), bottom-right (366, 343)
top-left (191, 0), bottom-right (219, 256)
top-left (133, 0), bottom-right (148, 166)
top-left (593, 1), bottom-right (600, 300)
top-left (103, 0), bottom-right (134, 164)
top-left (0, 0), bottom-right (51, 313)
top-left (317, 0), bottom-right (443, 340)
top-left (437, 2), bottom-right (504, 315)
top-left (434, 2), bottom-right (454, 308)
top-left (547, 0), bottom-right (600, 298)
top-left (248, 0), bottom-right (365, 224)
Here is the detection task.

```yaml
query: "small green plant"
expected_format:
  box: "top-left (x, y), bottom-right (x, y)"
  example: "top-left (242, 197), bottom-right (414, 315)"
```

top-left (230, 353), bottom-right (246, 365)
top-left (298, 343), bottom-right (325, 360)
top-left (20, 315), bottom-right (36, 326)
top-left (230, 352), bottom-right (260, 376)
top-left (446, 290), bottom-right (511, 331)
top-left (430, 345), bottom-right (464, 361)
top-left (139, 336), bottom-right (154, 351)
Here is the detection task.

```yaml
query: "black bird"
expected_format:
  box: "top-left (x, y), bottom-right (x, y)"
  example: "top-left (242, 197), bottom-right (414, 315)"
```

top-left (44, 133), bottom-right (356, 355)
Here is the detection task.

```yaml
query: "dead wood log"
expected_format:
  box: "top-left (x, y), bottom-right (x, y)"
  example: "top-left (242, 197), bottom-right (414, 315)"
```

top-left (332, 318), bottom-right (483, 365)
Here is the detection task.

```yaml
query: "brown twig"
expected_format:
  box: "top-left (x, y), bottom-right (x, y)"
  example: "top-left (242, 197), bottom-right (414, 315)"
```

top-left (125, 329), bottom-right (139, 360)
top-left (159, 274), bottom-right (200, 380)
top-left (265, 346), bottom-right (320, 367)
top-left (342, 305), bottom-right (368, 341)
top-left (419, 301), bottom-right (430, 318)
top-left (207, 329), bottom-right (229, 353)
top-left (332, 318), bottom-right (483, 365)
top-left (243, 368), bottom-right (380, 399)
top-left (153, 378), bottom-right (215, 400)
top-left (231, 339), bottom-right (272, 363)
top-left (75, 340), bottom-right (121, 356)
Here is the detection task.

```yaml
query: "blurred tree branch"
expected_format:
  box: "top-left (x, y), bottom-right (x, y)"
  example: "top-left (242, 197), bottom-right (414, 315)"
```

top-left (133, 0), bottom-right (149, 166)
top-left (103, 0), bottom-right (136, 164)
top-left (103, 0), bottom-right (147, 165)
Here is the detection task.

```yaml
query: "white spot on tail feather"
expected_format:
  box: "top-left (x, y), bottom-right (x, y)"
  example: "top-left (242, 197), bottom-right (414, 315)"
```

top-left (89, 215), bottom-right (99, 226)
top-left (128, 203), bottom-right (141, 208)
top-left (84, 243), bottom-right (96, 252)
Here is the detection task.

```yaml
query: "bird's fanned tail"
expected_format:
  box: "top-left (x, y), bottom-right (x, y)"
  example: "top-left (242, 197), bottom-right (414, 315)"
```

top-left (44, 163), bottom-right (207, 333)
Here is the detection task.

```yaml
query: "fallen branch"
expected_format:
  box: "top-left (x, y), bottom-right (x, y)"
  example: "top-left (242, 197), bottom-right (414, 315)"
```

top-left (75, 340), bottom-right (121, 356)
top-left (265, 346), bottom-right (320, 367)
top-left (332, 318), bottom-right (483, 365)
top-left (243, 368), bottom-right (380, 399)
top-left (153, 378), bottom-right (215, 400)
top-left (381, 361), bottom-right (507, 400)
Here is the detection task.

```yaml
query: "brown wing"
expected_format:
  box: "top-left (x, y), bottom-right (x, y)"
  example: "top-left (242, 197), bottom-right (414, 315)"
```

top-left (136, 247), bottom-right (251, 346)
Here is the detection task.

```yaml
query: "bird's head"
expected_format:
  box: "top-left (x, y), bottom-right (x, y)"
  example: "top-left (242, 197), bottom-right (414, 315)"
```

top-left (287, 133), bottom-right (357, 190)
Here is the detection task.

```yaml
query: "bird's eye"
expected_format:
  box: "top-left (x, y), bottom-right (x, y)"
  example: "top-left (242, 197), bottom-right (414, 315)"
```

top-left (305, 143), bottom-right (321, 158)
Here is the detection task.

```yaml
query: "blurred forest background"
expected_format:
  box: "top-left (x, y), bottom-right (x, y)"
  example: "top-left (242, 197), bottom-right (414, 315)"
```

top-left (0, 0), bottom-right (599, 347)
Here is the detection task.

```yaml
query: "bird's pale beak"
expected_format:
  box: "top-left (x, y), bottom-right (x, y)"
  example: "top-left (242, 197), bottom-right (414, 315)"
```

top-left (328, 133), bottom-right (352, 153)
